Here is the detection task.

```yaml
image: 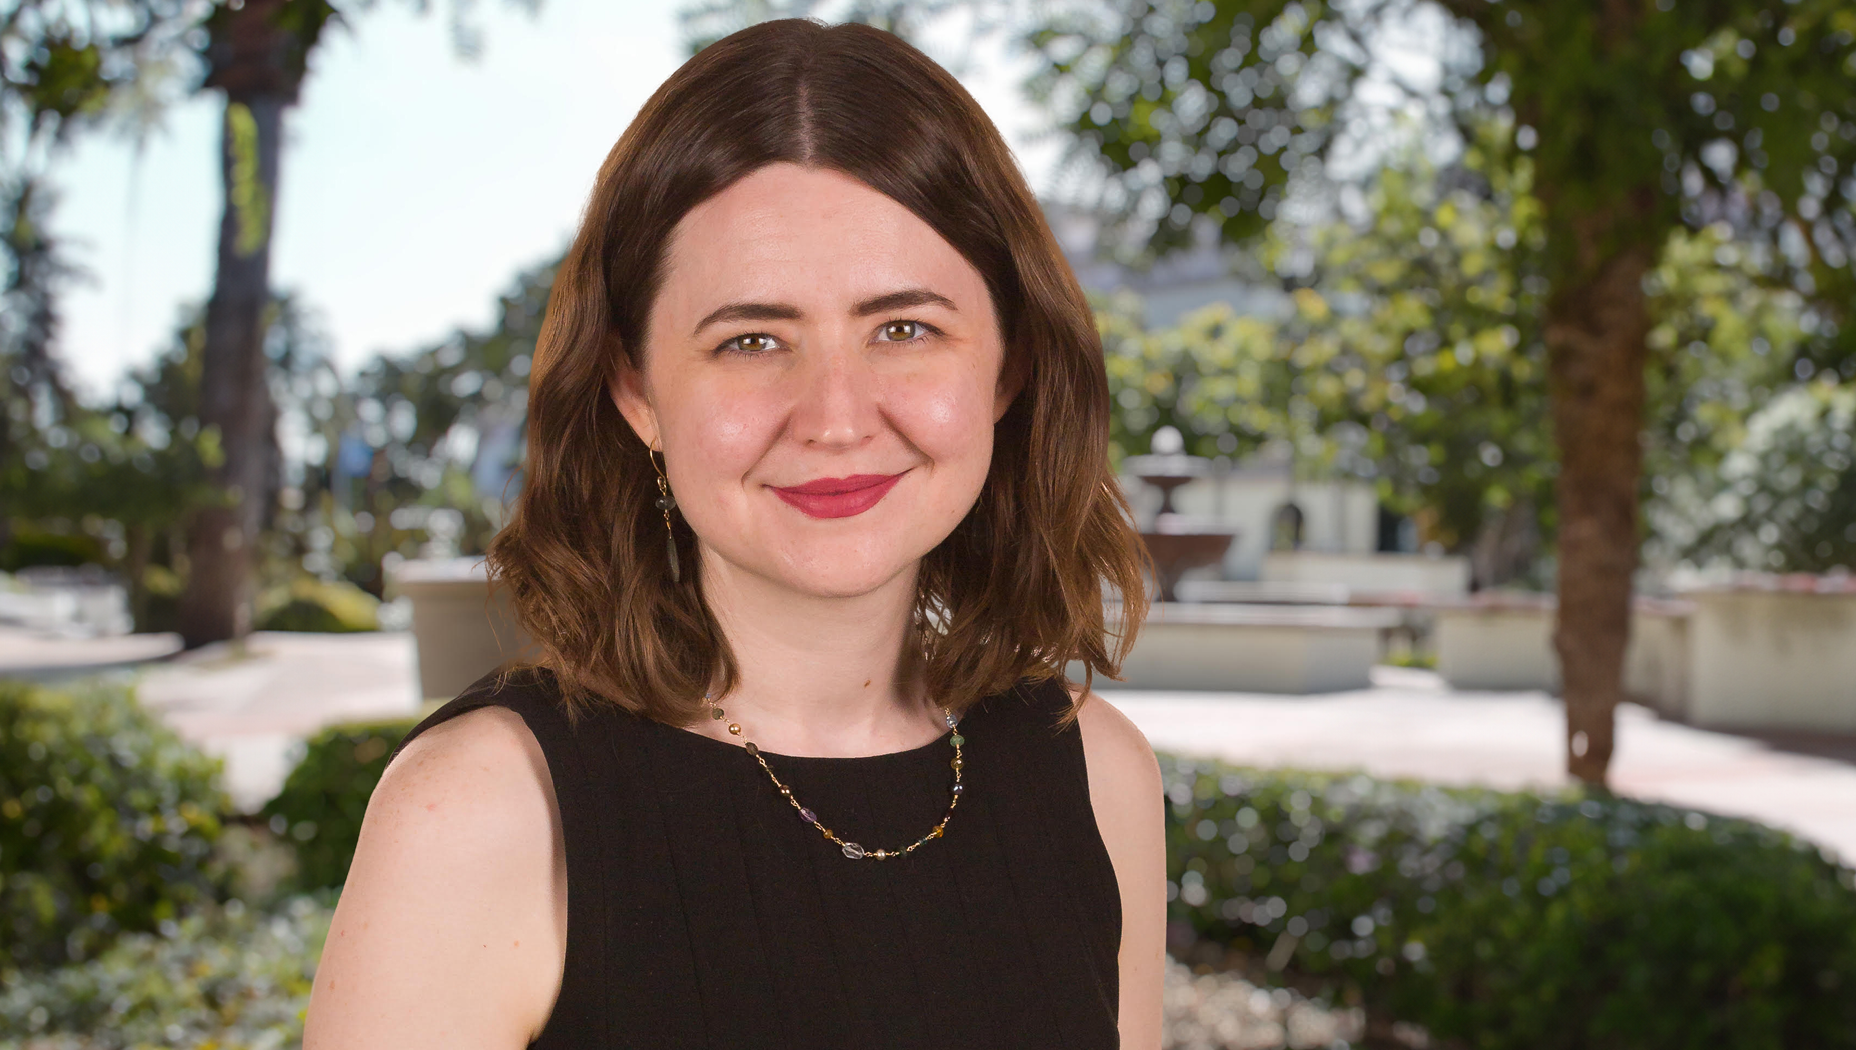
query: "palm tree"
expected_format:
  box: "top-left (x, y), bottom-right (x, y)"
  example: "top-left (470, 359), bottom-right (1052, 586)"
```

top-left (177, 0), bottom-right (334, 646)
top-left (177, 0), bottom-right (537, 647)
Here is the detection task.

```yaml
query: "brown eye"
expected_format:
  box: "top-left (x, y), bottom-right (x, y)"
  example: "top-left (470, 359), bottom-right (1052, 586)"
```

top-left (879, 321), bottom-right (921, 342)
top-left (726, 333), bottom-right (778, 354)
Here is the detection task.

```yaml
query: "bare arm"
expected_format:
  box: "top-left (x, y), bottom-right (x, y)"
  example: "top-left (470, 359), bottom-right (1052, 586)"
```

top-left (1074, 689), bottom-right (1167, 1050)
top-left (303, 707), bottom-right (568, 1050)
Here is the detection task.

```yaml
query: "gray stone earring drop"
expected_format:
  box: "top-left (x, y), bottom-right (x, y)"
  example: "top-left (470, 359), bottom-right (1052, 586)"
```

top-left (650, 446), bottom-right (680, 583)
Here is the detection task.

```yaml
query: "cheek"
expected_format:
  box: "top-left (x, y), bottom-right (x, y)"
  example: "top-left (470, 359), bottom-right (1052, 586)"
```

top-left (886, 367), bottom-right (997, 464)
top-left (665, 380), bottom-right (782, 486)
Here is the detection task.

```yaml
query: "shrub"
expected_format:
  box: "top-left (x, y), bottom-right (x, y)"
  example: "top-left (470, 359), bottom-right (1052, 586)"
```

top-left (262, 717), bottom-right (417, 892)
top-left (0, 527), bottom-right (103, 572)
top-left (0, 678), bottom-right (228, 969)
top-left (254, 577), bottom-right (379, 633)
top-left (1161, 756), bottom-right (1856, 1049)
top-left (135, 564), bottom-right (183, 634)
top-left (0, 896), bottom-right (330, 1049)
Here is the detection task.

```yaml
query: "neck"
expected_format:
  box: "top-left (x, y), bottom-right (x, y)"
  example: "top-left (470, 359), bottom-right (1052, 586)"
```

top-left (695, 546), bottom-right (940, 757)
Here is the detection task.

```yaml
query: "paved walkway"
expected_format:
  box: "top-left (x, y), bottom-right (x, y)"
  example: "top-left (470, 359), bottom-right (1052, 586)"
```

top-left (1108, 666), bottom-right (1856, 863)
top-left (135, 632), bottom-right (422, 810)
top-left (1, 628), bottom-right (420, 811)
top-left (4, 628), bottom-right (1850, 862)
top-left (0, 628), bottom-right (183, 677)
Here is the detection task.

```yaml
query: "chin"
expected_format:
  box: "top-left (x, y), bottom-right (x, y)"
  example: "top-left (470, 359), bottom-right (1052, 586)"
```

top-left (695, 533), bottom-right (926, 600)
top-left (770, 549), bottom-right (919, 599)
top-left (693, 502), bottom-right (964, 600)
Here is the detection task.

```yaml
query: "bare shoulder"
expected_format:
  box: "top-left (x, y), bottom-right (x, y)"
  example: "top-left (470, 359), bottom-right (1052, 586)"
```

top-left (347, 706), bottom-right (558, 896)
top-left (303, 705), bottom-right (566, 1050)
top-left (1069, 684), bottom-right (1166, 1050)
top-left (1070, 684), bottom-right (1163, 796)
top-left (376, 704), bottom-right (553, 823)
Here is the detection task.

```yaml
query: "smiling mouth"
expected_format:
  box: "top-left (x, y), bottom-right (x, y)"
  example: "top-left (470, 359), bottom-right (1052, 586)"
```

top-left (771, 472), bottom-right (908, 519)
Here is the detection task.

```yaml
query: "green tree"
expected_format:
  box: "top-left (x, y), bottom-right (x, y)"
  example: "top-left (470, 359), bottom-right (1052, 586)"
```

top-left (177, 0), bottom-right (540, 647)
top-left (5, 246), bottom-right (542, 635)
top-left (1665, 381), bottom-right (1856, 569)
top-left (2, 294), bottom-right (328, 633)
top-left (1638, 221), bottom-right (1834, 573)
top-left (282, 257), bottom-right (551, 596)
top-left (1024, 0), bottom-right (1856, 786)
top-left (1268, 127), bottom-right (1555, 586)
top-left (116, 295), bottom-right (334, 630)
top-left (1096, 129), bottom-right (1831, 595)
top-left (1095, 290), bottom-right (1291, 464)
top-left (1446, 0), bottom-right (1852, 785)
top-left (1, 0), bottom-right (201, 556)
top-left (177, 0), bottom-right (338, 646)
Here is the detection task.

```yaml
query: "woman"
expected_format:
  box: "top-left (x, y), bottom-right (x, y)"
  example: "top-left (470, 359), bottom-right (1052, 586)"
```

top-left (305, 17), bottom-right (1164, 1050)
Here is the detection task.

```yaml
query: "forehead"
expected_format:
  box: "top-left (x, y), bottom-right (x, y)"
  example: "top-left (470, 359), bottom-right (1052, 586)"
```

top-left (652, 163), bottom-right (987, 325)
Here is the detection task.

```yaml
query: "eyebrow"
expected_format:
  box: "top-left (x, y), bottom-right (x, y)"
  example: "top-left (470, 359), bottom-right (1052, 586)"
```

top-left (690, 287), bottom-right (957, 337)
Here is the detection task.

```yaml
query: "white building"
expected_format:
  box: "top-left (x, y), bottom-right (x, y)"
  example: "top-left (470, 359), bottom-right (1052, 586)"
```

top-left (1119, 445), bottom-right (1381, 581)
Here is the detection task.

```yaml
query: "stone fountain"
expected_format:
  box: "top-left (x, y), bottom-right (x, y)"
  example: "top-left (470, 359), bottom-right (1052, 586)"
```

top-left (1123, 427), bottom-right (1238, 602)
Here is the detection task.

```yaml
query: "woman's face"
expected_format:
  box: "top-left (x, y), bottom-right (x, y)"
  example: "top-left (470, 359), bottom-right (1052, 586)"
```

top-left (611, 162), bottom-right (1016, 599)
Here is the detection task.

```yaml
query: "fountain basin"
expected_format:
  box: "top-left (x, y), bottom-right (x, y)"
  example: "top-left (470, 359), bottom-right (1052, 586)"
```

top-left (1139, 528), bottom-right (1235, 603)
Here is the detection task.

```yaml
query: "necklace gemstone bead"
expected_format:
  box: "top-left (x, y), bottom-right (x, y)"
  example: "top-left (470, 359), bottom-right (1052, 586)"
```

top-left (707, 692), bottom-right (964, 860)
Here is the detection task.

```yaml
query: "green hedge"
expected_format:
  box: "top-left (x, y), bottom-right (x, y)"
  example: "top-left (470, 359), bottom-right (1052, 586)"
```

top-left (0, 679), bottom-right (228, 969)
top-left (1162, 756), bottom-right (1856, 1049)
top-left (262, 717), bottom-right (418, 892)
top-left (0, 896), bottom-right (330, 1049)
top-left (0, 528), bottom-right (103, 572)
top-left (20, 679), bottom-right (1844, 1050)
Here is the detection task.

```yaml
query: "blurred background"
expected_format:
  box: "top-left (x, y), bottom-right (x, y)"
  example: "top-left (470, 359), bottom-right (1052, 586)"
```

top-left (4, 1), bottom-right (1855, 1047)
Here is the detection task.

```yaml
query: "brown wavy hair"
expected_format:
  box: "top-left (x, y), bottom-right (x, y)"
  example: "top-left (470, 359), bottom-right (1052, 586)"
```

top-left (487, 17), bottom-right (1149, 725)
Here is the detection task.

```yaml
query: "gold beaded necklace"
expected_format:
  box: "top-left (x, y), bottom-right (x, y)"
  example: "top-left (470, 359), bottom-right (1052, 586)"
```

top-left (706, 693), bottom-right (965, 860)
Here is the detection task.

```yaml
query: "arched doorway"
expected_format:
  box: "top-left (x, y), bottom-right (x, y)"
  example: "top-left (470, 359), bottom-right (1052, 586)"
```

top-left (1270, 502), bottom-right (1305, 551)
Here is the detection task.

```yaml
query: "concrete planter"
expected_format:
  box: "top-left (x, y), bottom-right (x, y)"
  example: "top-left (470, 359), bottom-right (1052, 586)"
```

top-left (388, 562), bottom-right (1393, 698)
top-left (387, 557), bottom-right (532, 703)
top-left (1687, 585), bottom-right (1856, 732)
top-left (1433, 599), bottom-right (1557, 692)
top-left (1082, 602), bottom-right (1399, 693)
top-left (1433, 596), bottom-right (1692, 716)
top-left (1261, 551), bottom-right (1471, 598)
top-left (1627, 604), bottom-right (1691, 720)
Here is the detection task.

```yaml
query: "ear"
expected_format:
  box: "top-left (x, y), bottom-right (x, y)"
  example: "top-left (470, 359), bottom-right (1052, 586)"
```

top-left (991, 346), bottom-right (1029, 424)
top-left (607, 349), bottom-right (661, 450)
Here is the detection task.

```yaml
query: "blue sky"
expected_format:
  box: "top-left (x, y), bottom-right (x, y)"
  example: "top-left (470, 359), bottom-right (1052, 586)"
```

top-left (52, 1), bottom-right (1056, 401)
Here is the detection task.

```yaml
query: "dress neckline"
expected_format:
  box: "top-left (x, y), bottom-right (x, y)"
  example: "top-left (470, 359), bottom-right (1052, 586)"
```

top-left (658, 713), bottom-right (961, 765)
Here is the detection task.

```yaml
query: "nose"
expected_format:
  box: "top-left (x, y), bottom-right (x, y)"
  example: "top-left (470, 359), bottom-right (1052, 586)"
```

top-left (789, 341), bottom-right (879, 449)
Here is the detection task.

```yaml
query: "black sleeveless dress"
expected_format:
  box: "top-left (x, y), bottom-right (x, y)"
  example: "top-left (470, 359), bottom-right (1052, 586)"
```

top-left (393, 666), bottom-right (1122, 1050)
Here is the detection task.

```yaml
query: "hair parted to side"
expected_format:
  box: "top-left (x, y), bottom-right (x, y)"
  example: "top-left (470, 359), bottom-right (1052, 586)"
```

top-left (488, 17), bottom-right (1150, 725)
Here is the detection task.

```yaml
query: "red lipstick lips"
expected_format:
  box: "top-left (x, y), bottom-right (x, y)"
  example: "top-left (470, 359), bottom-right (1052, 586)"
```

top-left (771, 472), bottom-right (906, 519)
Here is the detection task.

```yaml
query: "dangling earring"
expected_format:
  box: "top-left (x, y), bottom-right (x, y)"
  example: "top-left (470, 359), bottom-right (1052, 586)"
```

top-left (649, 442), bottom-right (681, 583)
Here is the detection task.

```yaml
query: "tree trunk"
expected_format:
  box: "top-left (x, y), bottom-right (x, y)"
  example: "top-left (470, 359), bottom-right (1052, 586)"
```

top-left (1544, 245), bottom-right (1652, 787)
top-left (176, 94), bottom-right (285, 648)
top-left (124, 521), bottom-right (152, 632)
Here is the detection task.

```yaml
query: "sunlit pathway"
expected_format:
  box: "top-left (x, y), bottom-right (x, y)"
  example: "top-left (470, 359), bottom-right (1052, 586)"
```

top-left (1109, 666), bottom-right (1856, 865)
top-left (126, 632), bottom-right (422, 810)
top-left (0, 628), bottom-right (183, 677)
